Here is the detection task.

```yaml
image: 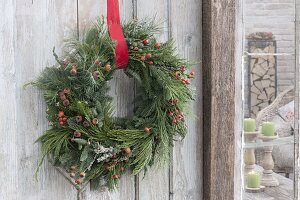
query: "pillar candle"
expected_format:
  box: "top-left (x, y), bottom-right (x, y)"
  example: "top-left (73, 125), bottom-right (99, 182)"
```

top-left (244, 118), bottom-right (256, 132)
top-left (261, 122), bottom-right (275, 136)
top-left (246, 171), bottom-right (261, 188)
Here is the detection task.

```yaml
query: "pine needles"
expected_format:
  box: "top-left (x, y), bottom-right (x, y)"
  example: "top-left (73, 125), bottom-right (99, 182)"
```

top-left (33, 17), bottom-right (195, 190)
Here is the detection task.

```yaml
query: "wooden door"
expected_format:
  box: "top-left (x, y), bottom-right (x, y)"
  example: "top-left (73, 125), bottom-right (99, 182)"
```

top-left (0, 0), bottom-right (202, 199)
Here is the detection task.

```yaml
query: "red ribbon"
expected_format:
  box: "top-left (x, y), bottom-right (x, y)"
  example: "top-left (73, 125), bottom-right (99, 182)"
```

top-left (107, 0), bottom-right (129, 69)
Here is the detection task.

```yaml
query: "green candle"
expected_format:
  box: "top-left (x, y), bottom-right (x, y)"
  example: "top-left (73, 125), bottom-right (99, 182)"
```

top-left (262, 122), bottom-right (275, 136)
top-left (246, 171), bottom-right (261, 188)
top-left (244, 118), bottom-right (256, 132)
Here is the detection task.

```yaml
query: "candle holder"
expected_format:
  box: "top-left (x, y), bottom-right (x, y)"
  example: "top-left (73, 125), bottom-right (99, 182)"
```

top-left (244, 131), bottom-right (259, 175)
top-left (259, 135), bottom-right (279, 187)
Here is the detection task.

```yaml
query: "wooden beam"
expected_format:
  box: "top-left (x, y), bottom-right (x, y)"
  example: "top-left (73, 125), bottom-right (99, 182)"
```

top-left (202, 0), bottom-right (241, 199)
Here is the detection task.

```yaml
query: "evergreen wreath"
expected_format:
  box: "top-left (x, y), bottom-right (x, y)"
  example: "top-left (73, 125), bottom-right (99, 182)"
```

top-left (32, 18), bottom-right (195, 190)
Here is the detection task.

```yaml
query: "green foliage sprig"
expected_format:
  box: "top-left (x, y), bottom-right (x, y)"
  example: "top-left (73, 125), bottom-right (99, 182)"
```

top-left (33, 17), bottom-right (195, 190)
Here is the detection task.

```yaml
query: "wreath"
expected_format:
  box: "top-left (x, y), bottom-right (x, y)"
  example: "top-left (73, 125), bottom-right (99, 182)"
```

top-left (32, 18), bottom-right (195, 190)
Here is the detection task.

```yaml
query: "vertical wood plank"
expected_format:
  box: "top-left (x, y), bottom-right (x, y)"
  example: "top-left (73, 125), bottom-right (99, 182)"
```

top-left (11, 1), bottom-right (78, 199)
top-left (77, 1), bottom-right (136, 200)
top-left (0, 0), bottom-right (18, 199)
top-left (170, 1), bottom-right (203, 200)
top-left (135, 1), bottom-right (170, 200)
top-left (202, 0), bottom-right (238, 199)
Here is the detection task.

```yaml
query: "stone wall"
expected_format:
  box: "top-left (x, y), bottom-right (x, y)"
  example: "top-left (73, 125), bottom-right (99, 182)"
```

top-left (244, 0), bottom-right (295, 117)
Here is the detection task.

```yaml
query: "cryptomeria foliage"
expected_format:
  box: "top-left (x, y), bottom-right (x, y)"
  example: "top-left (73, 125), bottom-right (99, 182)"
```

top-left (33, 18), bottom-right (195, 190)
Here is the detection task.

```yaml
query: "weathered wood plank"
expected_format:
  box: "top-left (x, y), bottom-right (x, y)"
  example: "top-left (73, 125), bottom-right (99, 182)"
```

top-left (77, 1), bottom-right (135, 200)
top-left (0, 0), bottom-right (18, 199)
top-left (12, 1), bottom-right (78, 199)
top-left (135, 1), bottom-right (170, 200)
top-left (202, 0), bottom-right (238, 199)
top-left (170, 1), bottom-right (203, 200)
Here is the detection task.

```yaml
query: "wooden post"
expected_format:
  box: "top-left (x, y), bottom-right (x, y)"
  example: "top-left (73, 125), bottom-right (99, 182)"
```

top-left (202, 0), bottom-right (242, 199)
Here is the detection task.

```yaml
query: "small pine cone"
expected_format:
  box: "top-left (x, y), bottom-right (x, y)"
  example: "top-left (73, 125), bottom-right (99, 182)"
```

top-left (70, 166), bottom-right (77, 170)
top-left (70, 172), bottom-right (76, 178)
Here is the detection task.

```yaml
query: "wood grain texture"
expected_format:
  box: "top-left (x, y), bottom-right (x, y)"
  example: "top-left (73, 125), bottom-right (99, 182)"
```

top-left (0, 0), bottom-right (78, 199)
top-left (0, 0), bottom-right (18, 199)
top-left (0, 1), bottom-right (203, 199)
top-left (170, 1), bottom-right (203, 200)
top-left (202, 0), bottom-right (237, 199)
top-left (77, 0), bottom-right (135, 200)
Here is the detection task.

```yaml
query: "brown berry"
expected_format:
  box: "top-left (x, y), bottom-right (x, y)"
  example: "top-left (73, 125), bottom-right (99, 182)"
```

top-left (143, 39), bottom-right (150, 45)
top-left (63, 117), bottom-right (67, 122)
top-left (75, 179), bottom-right (82, 184)
top-left (122, 147), bottom-right (132, 156)
top-left (60, 94), bottom-right (67, 101)
top-left (180, 65), bottom-right (186, 72)
top-left (63, 99), bottom-right (70, 106)
top-left (190, 71), bottom-right (195, 76)
top-left (83, 121), bottom-right (90, 127)
top-left (59, 121), bottom-right (64, 126)
top-left (74, 130), bottom-right (81, 138)
top-left (148, 61), bottom-right (154, 65)
top-left (58, 111), bottom-right (64, 117)
top-left (144, 127), bottom-right (151, 133)
top-left (146, 53), bottom-right (152, 59)
top-left (105, 64), bottom-right (111, 72)
top-left (172, 118), bottom-right (178, 124)
top-left (168, 112), bottom-right (174, 117)
top-left (93, 71), bottom-right (100, 79)
top-left (92, 118), bottom-right (98, 125)
top-left (70, 137), bottom-right (75, 142)
top-left (63, 58), bottom-right (70, 65)
top-left (80, 172), bottom-right (86, 177)
top-left (70, 166), bottom-right (77, 170)
top-left (70, 68), bottom-right (77, 76)
top-left (119, 166), bottom-right (124, 172)
top-left (75, 116), bottom-right (83, 123)
top-left (175, 71), bottom-right (181, 79)
top-left (95, 59), bottom-right (101, 65)
top-left (70, 172), bottom-right (76, 178)
top-left (63, 88), bottom-right (71, 94)
top-left (185, 79), bottom-right (190, 85)
top-left (140, 56), bottom-right (146, 62)
top-left (112, 174), bottom-right (119, 179)
top-left (155, 43), bottom-right (161, 49)
top-left (133, 47), bottom-right (139, 51)
top-left (113, 159), bottom-right (118, 165)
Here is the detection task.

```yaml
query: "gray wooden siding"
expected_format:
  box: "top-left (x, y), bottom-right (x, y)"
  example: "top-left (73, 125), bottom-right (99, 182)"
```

top-left (0, 1), bottom-right (202, 199)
